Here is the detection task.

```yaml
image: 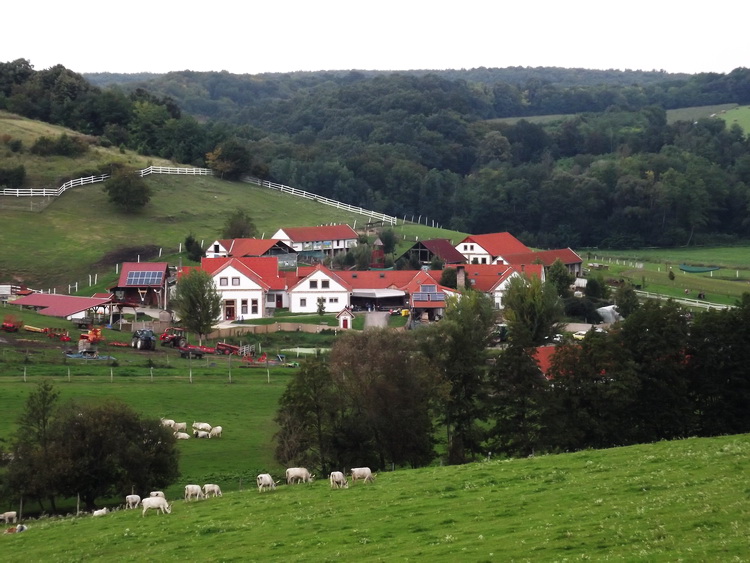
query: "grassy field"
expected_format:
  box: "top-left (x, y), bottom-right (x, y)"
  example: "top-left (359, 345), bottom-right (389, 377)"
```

top-left (0, 433), bottom-right (747, 561)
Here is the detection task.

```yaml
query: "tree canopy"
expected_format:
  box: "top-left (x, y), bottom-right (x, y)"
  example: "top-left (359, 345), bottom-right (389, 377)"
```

top-left (170, 268), bottom-right (222, 343)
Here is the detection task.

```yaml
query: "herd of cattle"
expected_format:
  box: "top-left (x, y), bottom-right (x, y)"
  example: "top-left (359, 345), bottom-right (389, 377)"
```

top-left (161, 418), bottom-right (223, 440)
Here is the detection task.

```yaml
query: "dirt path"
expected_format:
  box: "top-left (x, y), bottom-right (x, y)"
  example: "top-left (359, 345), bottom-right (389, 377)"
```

top-left (363, 311), bottom-right (389, 329)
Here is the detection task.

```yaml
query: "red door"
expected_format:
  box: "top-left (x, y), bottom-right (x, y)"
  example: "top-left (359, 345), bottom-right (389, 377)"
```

top-left (342, 318), bottom-right (349, 329)
top-left (276, 294), bottom-right (283, 308)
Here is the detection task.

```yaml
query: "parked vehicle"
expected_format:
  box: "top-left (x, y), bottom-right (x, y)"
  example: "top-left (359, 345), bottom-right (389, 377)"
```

top-left (159, 327), bottom-right (188, 348)
top-left (131, 329), bottom-right (157, 351)
top-left (1, 315), bottom-right (23, 332)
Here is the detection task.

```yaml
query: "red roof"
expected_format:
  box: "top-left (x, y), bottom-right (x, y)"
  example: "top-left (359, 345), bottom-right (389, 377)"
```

top-left (533, 345), bottom-right (558, 378)
top-left (114, 262), bottom-right (170, 287)
top-left (201, 257), bottom-right (286, 290)
top-left (416, 239), bottom-right (467, 264)
top-left (456, 264), bottom-right (516, 292)
top-left (225, 238), bottom-right (292, 257)
top-left (287, 264), bottom-right (353, 292)
top-left (458, 232), bottom-right (531, 257)
top-left (504, 248), bottom-right (583, 267)
top-left (277, 225), bottom-right (358, 242)
top-left (10, 293), bottom-right (112, 318)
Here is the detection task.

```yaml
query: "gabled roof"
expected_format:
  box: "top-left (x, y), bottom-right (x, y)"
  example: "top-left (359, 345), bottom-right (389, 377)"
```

top-left (411, 239), bottom-right (467, 264)
top-left (10, 293), bottom-right (112, 318)
top-left (504, 248), bottom-right (583, 267)
top-left (335, 270), bottom-right (440, 291)
top-left (456, 264), bottom-right (516, 292)
top-left (114, 262), bottom-right (170, 288)
top-left (277, 225), bottom-right (358, 242)
top-left (287, 264), bottom-right (353, 292)
top-left (201, 257), bottom-right (286, 290)
top-left (226, 238), bottom-right (293, 257)
top-left (458, 232), bottom-right (531, 257)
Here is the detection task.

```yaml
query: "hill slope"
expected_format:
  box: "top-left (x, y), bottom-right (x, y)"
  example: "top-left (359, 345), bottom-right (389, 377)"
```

top-left (4, 433), bottom-right (748, 561)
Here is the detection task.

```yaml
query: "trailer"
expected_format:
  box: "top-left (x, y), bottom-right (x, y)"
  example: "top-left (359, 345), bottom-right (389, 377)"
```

top-left (178, 344), bottom-right (216, 359)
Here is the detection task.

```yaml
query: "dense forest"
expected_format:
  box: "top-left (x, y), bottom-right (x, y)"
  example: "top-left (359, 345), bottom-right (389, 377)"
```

top-left (3, 59), bottom-right (750, 247)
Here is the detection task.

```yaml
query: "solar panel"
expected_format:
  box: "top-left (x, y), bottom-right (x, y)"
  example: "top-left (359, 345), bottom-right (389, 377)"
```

top-left (420, 284), bottom-right (437, 293)
top-left (125, 270), bottom-right (164, 286)
top-left (413, 293), bottom-right (429, 301)
top-left (429, 293), bottom-right (445, 301)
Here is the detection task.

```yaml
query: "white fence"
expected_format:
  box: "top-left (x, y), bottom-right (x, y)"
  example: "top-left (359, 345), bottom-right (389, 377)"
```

top-left (242, 176), bottom-right (398, 225)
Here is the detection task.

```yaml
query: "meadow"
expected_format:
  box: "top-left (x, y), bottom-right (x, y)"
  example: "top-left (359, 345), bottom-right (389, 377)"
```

top-left (0, 433), bottom-right (747, 561)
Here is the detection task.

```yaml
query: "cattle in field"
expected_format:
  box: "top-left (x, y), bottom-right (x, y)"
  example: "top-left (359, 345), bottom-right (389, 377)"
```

top-left (209, 425), bottom-right (223, 438)
top-left (350, 467), bottom-right (376, 483)
top-left (285, 467), bottom-right (314, 484)
top-left (92, 507), bottom-right (108, 517)
top-left (329, 471), bottom-right (348, 489)
top-left (184, 484), bottom-right (204, 501)
top-left (194, 430), bottom-right (210, 439)
top-left (192, 421), bottom-right (212, 432)
top-left (174, 432), bottom-right (190, 440)
top-left (141, 496), bottom-right (171, 516)
top-left (256, 473), bottom-right (277, 492)
top-left (150, 491), bottom-right (165, 498)
top-left (203, 484), bottom-right (222, 497)
top-left (125, 495), bottom-right (141, 509)
top-left (160, 418), bottom-right (176, 428)
top-left (172, 422), bottom-right (187, 432)
top-left (1, 511), bottom-right (17, 523)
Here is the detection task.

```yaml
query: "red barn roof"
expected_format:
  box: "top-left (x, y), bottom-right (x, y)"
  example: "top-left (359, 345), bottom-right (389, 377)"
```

top-left (10, 293), bottom-right (112, 318)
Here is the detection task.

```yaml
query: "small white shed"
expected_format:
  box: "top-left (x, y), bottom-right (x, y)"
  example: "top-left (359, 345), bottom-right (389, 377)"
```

top-left (336, 307), bottom-right (356, 330)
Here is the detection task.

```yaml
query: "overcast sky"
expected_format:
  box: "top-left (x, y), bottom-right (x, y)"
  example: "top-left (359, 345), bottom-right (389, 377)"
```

top-left (4, 1), bottom-right (746, 75)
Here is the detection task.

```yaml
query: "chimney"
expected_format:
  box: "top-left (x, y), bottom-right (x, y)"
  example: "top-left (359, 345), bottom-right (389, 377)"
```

top-left (456, 265), bottom-right (466, 289)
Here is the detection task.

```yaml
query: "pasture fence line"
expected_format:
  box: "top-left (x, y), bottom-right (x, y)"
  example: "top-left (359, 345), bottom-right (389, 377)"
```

top-left (241, 175), bottom-right (398, 226)
top-left (634, 290), bottom-right (733, 310)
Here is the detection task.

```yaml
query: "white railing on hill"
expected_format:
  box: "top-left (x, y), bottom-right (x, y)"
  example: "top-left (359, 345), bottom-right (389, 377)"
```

top-left (242, 176), bottom-right (398, 225)
top-left (0, 166), bottom-right (213, 197)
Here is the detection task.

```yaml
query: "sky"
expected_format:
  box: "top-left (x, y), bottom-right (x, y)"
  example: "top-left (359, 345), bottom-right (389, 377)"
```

top-left (4, 1), bottom-right (747, 76)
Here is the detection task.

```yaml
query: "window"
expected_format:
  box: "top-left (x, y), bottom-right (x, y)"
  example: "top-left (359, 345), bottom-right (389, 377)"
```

top-left (267, 294), bottom-right (275, 303)
top-left (481, 258), bottom-right (487, 264)
top-left (232, 277), bottom-right (240, 286)
top-left (310, 280), bottom-right (318, 289)
top-left (219, 277), bottom-right (228, 286)
top-left (300, 298), bottom-right (307, 307)
top-left (213, 244), bottom-right (219, 253)
top-left (329, 297), bottom-right (338, 303)
top-left (241, 299), bottom-right (248, 314)
top-left (321, 280), bottom-right (329, 289)
top-left (251, 299), bottom-right (258, 314)
top-left (470, 244), bottom-right (474, 251)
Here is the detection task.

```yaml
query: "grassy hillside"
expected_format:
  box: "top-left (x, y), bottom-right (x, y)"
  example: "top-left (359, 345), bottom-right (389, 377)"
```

top-left (1, 433), bottom-right (747, 561)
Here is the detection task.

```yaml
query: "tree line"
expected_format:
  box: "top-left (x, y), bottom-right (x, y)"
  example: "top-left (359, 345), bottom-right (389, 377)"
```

top-left (274, 284), bottom-right (750, 473)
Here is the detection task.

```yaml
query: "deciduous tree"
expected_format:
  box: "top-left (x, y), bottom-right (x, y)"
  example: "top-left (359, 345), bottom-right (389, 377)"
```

top-left (102, 167), bottom-right (152, 213)
top-left (170, 268), bottom-right (222, 343)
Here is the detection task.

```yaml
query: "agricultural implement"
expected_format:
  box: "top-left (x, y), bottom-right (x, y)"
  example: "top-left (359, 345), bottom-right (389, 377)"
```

top-left (1, 315), bottom-right (23, 332)
top-left (178, 344), bottom-right (216, 359)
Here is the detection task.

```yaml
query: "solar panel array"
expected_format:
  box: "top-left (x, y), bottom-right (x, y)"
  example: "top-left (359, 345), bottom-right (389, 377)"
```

top-left (125, 270), bottom-right (164, 286)
top-left (412, 292), bottom-right (445, 302)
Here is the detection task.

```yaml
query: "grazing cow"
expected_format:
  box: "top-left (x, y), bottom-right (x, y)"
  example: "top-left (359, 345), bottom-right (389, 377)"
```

top-left (350, 467), bottom-right (376, 484)
top-left (329, 471), bottom-right (348, 489)
top-left (141, 496), bottom-right (171, 516)
top-left (174, 432), bottom-right (190, 440)
top-left (172, 422), bottom-right (187, 432)
top-left (203, 484), bottom-right (222, 498)
top-left (1, 511), bottom-right (18, 523)
top-left (193, 430), bottom-right (210, 439)
top-left (125, 495), bottom-right (141, 509)
top-left (92, 507), bottom-right (108, 517)
top-left (256, 473), bottom-right (277, 493)
top-left (209, 425), bottom-right (223, 438)
top-left (184, 484), bottom-right (205, 501)
top-left (192, 421), bottom-right (212, 432)
top-left (160, 418), bottom-right (176, 428)
top-left (150, 491), bottom-right (165, 498)
top-left (285, 467), bottom-right (314, 484)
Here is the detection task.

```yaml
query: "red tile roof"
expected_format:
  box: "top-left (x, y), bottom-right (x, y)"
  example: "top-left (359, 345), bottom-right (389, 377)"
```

top-left (11, 294), bottom-right (112, 318)
top-left (226, 239), bottom-right (291, 257)
top-left (201, 257), bottom-right (286, 290)
top-left (416, 239), bottom-right (467, 263)
top-left (115, 262), bottom-right (170, 287)
top-left (504, 248), bottom-right (583, 267)
top-left (458, 232), bottom-right (531, 257)
top-left (278, 225), bottom-right (358, 242)
top-left (533, 345), bottom-right (558, 378)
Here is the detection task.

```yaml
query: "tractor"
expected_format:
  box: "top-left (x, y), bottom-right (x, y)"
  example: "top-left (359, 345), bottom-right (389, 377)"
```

top-left (159, 327), bottom-right (188, 348)
top-left (1, 315), bottom-right (23, 332)
top-left (131, 329), bottom-right (157, 351)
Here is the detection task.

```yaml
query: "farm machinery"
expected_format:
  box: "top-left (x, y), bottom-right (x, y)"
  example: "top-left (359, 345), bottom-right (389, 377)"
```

top-left (159, 327), bottom-right (188, 348)
top-left (1, 315), bottom-right (23, 332)
top-left (131, 329), bottom-right (157, 351)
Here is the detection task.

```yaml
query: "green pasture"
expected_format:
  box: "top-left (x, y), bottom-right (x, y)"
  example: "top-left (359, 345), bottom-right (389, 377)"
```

top-left (1, 433), bottom-right (747, 561)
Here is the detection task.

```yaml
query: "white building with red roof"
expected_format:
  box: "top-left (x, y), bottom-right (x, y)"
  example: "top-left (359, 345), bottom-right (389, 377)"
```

top-left (504, 248), bottom-right (584, 277)
top-left (205, 238), bottom-right (297, 267)
top-left (455, 263), bottom-right (545, 309)
top-left (285, 264), bottom-right (352, 313)
top-left (455, 232), bottom-right (532, 265)
top-left (271, 225), bottom-right (358, 259)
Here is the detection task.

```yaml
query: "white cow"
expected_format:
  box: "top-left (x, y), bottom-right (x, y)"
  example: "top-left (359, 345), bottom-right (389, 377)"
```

top-left (160, 418), bottom-right (176, 428)
top-left (193, 430), bottom-right (210, 439)
top-left (286, 467), bottom-right (314, 484)
top-left (92, 507), bottom-right (108, 517)
top-left (203, 484), bottom-right (222, 497)
top-left (174, 432), bottom-right (190, 440)
top-left (329, 471), bottom-right (348, 489)
top-left (256, 473), bottom-right (277, 493)
top-left (1, 511), bottom-right (18, 523)
top-left (184, 484), bottom-right (204, 501)
top-left (209, 425), bottom-right (223, 438)
top-left (125, 494), bottom-right (141, 509)
top-left (150, 491), bottom-right (165, 498)
top-left (141, 496), bottom-right (171, 516)
top-left (172, 422), bottom-right (187, 432)
top-left (192, 421), bottom-right (212, 432)
top-left (350, 467), bottom-right (376, 484)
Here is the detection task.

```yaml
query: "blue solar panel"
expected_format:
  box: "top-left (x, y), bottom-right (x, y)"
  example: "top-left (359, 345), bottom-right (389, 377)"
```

top-left (420, 284), bottom-right (437, 293)
top-left (125, 270), bottom-right (164, 286)
top-left (429, 293), bottom-right (445, 301)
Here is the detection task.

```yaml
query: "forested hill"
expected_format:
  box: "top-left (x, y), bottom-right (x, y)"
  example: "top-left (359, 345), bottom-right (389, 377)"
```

top-left (3, 59), bottom-right (750, 249)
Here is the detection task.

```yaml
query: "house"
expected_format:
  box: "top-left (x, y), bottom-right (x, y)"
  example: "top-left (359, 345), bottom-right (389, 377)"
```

top-left (455, 232), bottom-right (532, 265)
top-left (285, 264), bottom-right (352, 313)
top-left (504, 248), bottom-right (584, 278)
top-left (401, 238), bottom-right (467, 266)
top-left (205, 238), bottom-right (297, 268)
top-left (110, 262), bottom-right (171, 309)
top-left (336, 307), bottom-right (356, 330)
top-left (454, 263), bottom-right (545, 309)
top-left (271, 225), bottom-right (358, 260)
top-left (200, 257), bottom-right (287, 320)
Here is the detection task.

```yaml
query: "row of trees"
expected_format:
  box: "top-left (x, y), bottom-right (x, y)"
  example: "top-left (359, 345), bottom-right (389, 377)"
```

top-left (1, 381), bottom-right (179, 512)
top-left (274, 282), bottom-right (750, 473)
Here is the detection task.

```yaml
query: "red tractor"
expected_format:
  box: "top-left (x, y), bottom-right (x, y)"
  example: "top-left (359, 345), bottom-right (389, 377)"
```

top-left (1, 315), bottom-right (23, 332)
top-left (160, 327), bottom-right (188, 348)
